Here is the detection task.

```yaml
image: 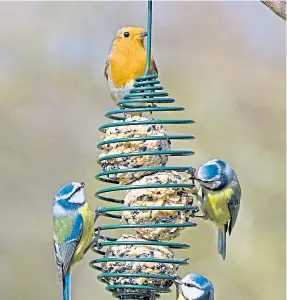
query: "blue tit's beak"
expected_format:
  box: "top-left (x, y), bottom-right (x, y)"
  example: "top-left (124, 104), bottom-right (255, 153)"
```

top-left (80, 181), bottom-right (86, 187)
top-left (189, 167), bottom-right (197, 180)
top-left (137, 31), bottom-right (147, 38)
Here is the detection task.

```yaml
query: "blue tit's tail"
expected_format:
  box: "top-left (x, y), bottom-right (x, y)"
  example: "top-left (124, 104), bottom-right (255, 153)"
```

top-left (63, 272), bottom-right (71, 300)
top-left (217, 227), bottom-right (227, 260)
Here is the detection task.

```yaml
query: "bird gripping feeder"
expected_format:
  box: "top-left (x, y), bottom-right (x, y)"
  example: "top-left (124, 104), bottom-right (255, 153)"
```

top-left (90, 1), bottom-right (200, 299)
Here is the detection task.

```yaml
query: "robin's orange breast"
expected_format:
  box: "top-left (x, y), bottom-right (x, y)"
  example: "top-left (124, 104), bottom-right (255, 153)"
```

top-left (110, 46), bottom-right (149, 88)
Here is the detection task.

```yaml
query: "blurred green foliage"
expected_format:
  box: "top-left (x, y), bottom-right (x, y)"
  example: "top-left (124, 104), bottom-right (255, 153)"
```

top-left (0, 2), bottom-right (285, 300)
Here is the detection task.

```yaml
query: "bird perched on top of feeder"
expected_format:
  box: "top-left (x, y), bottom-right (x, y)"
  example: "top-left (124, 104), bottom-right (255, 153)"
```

top-left (175, 273), bottom-right (214, 300)
top-left (191, 159), bottom-right (241, 260)
top-left (104, 26), bottom-right (158, 116)
top-left (52, 181), bottom-right (94, 300)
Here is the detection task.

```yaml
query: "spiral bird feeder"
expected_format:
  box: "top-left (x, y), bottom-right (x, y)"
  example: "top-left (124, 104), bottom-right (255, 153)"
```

top-left (90, 1), bottom-right (200, 299)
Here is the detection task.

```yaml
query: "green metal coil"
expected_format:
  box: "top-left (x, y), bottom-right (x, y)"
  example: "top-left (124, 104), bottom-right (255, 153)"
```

top-left (91, 1), bottom-right (199, 299)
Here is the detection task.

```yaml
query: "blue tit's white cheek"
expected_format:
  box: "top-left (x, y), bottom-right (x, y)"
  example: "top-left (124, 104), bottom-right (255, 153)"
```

top-left (211, 181), bottom-right (221, 189)
top-left (52, 202), bottom-right (67, 217)
top-left (195, 168), bottom-right (205, 181)
top-left (182, 285), bottom-right (204, 300)
top-left (69, 189), bottom-right (85, 204)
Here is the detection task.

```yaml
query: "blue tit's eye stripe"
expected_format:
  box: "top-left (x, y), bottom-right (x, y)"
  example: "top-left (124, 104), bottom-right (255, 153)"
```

top-left (184, 283), bottom-right (196, 288)
top-left (54, 182), bottom-right (82, 201)
top-left (72, 185), bottom-right (82, 196)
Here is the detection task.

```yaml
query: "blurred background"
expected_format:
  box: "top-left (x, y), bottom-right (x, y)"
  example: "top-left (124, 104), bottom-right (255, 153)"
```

top-left (0, 1), bottom-right (285, 300)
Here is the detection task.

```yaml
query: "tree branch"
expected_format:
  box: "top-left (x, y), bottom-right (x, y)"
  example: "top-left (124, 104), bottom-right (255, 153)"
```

top-left (260, 0), bottom-right (286, 20)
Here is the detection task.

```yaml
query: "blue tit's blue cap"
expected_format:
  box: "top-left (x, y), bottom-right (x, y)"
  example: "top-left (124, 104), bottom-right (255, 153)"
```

top-left (54, 181), bottom-right (85, 201)
top-left (56, 182), bottom-right (74, 198)
top-left (196, 159), bottom-right (227, 181)
top-left (189, 273), bottom-right (213, 289)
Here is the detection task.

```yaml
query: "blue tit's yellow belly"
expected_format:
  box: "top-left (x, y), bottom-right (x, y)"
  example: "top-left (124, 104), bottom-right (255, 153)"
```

top-left (203, 188), bottom-right (233, 229)
top-left (72, 203), bottom-right (94, 266)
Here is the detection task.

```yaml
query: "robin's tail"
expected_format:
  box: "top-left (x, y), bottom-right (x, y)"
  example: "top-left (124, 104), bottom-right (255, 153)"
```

top-left (63, 271), bottom-right (71, 300)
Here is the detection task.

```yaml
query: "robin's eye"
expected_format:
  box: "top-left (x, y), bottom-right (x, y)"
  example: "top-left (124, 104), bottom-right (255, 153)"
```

top-left (123, 32), bottom-right (130, 38)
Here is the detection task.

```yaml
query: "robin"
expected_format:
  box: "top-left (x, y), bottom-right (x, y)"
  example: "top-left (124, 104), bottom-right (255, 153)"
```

top-left (104, 26), bottom-right (158, 116)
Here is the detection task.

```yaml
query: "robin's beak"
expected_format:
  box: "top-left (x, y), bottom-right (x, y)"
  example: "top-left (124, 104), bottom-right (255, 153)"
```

top-left (137, 31), bottom-right (147, 39)
top-left (80, 181), bottom-right (86, 187)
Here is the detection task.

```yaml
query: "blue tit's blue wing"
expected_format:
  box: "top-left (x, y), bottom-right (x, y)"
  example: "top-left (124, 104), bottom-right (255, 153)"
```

top-left (53, 239), bottom-right (64, 281)
top-left (61, 213), bottom-right (83, 277)
top-left (54, 213), bottom-right (83, 280)
top-left (227, 183), bottom-right (241, 235)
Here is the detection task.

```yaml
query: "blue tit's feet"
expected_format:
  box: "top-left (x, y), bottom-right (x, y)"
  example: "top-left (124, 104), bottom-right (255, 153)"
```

top-left (94, 207), bottom-right (103, 223)
top-left (189, 206), bottom-right (200, 218)
top-left (84, 239), bottom-right (95, 255)
top-left (202, 213), bottom-right (209, 220)
top-left (174, 276), bottom-right (182, 300)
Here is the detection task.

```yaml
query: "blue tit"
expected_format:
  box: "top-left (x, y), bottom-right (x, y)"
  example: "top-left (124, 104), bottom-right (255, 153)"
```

top-left (175, 273), bottom-right (214, 300)
top-left (53, 181), bottom-right (94, 300)
top-left (193, 159), bottom-right (241, 260)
